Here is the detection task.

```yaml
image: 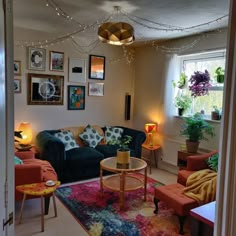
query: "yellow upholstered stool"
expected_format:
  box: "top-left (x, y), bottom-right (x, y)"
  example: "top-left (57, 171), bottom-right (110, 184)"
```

top-left (16, 181), bottom-right (60, 232)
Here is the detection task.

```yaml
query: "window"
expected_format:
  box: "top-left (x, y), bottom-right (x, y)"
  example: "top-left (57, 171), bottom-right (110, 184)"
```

top-left (176, 50), bottom-right (226, 119)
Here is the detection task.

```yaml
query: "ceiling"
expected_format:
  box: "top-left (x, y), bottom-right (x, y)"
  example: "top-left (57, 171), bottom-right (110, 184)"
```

top-left (13, 0), bottom-right (230, 45)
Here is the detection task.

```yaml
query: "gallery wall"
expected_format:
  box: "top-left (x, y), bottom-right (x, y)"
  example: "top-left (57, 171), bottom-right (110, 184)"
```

top-left (133, 30), bottom-right (227, 170)
top-left (14, 28), bottom-right (136, 141)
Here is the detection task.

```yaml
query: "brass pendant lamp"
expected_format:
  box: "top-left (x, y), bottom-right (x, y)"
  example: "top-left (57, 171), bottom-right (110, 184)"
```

top-left (98, 6), bottom-right (135, 46)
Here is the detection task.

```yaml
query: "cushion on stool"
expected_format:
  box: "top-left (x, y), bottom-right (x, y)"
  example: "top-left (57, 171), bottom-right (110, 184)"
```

top-left (155, 183), bottom-right (198, 216)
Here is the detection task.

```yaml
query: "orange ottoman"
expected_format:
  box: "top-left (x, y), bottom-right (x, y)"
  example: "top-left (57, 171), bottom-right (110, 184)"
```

top-left (154, 183), bottom-right (198, 235)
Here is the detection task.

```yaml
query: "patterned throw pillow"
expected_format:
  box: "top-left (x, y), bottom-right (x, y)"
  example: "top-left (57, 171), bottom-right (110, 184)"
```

top-left (206, 153), bottom-right (219, 172)
top-left (54, 130), bottom-right (79, 151)
top-left (14, 156), bottom-right (23, 165)
top-left (79, 124), bottom-right (103, 148)
top-left (105, 126), bottom-right (124, 144)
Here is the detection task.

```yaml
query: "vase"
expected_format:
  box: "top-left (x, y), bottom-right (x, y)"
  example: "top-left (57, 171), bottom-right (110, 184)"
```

top-left (116, 150), bottom-right (130, 168)
top-left (178, 108), bottom-right (184, 116)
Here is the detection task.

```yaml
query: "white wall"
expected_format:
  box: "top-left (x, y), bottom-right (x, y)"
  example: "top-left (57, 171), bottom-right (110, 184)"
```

top-left (133, 30), bottom-right (227, 170)
top-left (14, 28), bottom-right (136, 141)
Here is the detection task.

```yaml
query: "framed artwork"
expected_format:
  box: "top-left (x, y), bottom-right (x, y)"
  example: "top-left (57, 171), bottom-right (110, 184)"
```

top-left (68, 58), bottom-right (86, 83)
top-left (89, 55), bottom-right (105, 80)
top-left (14, 79), bottom-right (21, 93)
top-left (28, 47), bottom-right (46, 71)
top-left (50, 51), bottom-right (64, 71)
top-left (27, 73), bottom-right (64, 105)
top-left (68, 85), bottom-right (85, 110)
top-left (14, 60), bottom-right (21, 75)
top-left (88, 82), bottom-right (104, 96)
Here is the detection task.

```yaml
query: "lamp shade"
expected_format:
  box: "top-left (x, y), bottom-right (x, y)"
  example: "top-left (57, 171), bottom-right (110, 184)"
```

top-left (18, 122), bottom-right (32, 145)
top-left (98, 22), bottom-right (135, 46)
top-left (144, 123), bottom-right (157, 133)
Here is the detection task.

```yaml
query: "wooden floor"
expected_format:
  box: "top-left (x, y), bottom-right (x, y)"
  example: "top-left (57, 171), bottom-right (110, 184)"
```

top-left (15, 168), bottom-right (177, 236)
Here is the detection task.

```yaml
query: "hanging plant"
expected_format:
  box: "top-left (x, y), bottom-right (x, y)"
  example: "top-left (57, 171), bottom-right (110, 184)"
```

top-left (189, 70), bottom-right (211, 97)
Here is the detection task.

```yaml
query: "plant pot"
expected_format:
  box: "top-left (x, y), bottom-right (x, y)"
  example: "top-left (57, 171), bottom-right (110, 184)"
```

top-left (186, 140), bottom-right (199, 153)
top-left (211, 111), bottom-right (221, 120)
top-left (217, 74), bottom-right (224, 83)
top-left (117, 150), bottom-right (130, 168)
top-left (178, 108), bottom-right (184, 116)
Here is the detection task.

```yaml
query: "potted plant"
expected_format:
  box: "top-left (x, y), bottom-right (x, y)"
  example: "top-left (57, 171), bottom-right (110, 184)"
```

top-left (109, 135), bottom-right (132, 167)
top-left (180, 113), bottom-right (215, 153)
top-left (189, 70), bottom-right (212, 97)
top-left (174, 94), bottom-right (192, 116)
top-left (211, 106), bottom-right (221, 120)
top-left (214, 67), bottom-right (225, 83)
top-left (172, 73), bottom-right (187, 89)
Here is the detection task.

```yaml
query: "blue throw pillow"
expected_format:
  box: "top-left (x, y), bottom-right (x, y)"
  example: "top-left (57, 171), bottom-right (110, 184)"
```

top-left (14, 156), bottom-right (23, 165)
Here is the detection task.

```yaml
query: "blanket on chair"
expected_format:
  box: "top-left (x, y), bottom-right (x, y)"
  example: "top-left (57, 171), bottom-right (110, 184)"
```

top-left (183, 169), bottom-right (217, 205)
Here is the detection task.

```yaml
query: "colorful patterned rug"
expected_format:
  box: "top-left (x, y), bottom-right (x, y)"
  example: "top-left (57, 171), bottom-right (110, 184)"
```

top-left (55, 173), bottom-right (190, 236)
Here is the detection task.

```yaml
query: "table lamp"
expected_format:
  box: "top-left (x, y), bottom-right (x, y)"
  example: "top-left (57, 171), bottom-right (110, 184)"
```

top-left (17, 122), bottom-right (33, 150)
top-left (145, 123), bottom-right (157, 147)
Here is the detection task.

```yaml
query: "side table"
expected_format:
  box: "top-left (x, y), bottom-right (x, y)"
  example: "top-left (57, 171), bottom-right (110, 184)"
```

top-left (142, 144), bottom-right (161, 174)
top-left (16, 181), bottom-right (60, 232)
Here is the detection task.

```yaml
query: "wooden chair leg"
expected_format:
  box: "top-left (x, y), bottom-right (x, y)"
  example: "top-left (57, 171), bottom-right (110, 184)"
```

top-left (178, 215), bottom-right (186, 235)
top-left (153, 197), bottom-right (159, 214)
top-left (18, 193), bottom-right (27, 224)
top-left (41, 196), bottom-right (44, 232)
top-left (52, 193), bottom-right (57, 217)
top-left (44, 196), bottom-right (50, 215)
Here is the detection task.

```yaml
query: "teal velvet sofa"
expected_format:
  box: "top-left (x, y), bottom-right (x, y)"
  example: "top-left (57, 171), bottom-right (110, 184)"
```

top-left (36, 125), bottom-right (146, 183)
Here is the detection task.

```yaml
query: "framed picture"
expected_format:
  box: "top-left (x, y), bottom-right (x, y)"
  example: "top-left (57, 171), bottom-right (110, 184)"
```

top-left (68, 58), bottom-right (86, 83)
top-left (14, 79), bottom-right (21, 93)
top-left (14, 60), bottom-right (21, 75)
top-left (28, 47), bottom-right (46, 71)
top-left (27, 73), bottom-right (64, 105)
top-left (50, 51), bottom-right (64, 71)
top-left (88, 82), bottom-right (104, 96)
top-left (89, 55), bottom-right (105, 80)
top-left (68, 85), bottom-right (85, 110)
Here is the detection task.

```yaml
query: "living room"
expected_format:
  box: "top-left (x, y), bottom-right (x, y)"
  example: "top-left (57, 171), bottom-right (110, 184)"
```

top-left (5, 0), bottom-right (236, 235)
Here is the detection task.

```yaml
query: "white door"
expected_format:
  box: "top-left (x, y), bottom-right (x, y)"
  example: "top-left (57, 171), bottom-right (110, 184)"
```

top-left (0, 0), bottom-right (14, 235)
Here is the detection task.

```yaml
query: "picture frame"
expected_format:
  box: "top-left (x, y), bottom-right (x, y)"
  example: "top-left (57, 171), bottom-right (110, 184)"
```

top-left (28, 47), bottom-right (46, 71)
top-left (89, 55), bottom-right (105, 80)
top-left (27, 73), bottom-right (64, 105)
top-left (68, 58), bottom-right (86, 83)
top-left (14, 60), bottom-right (21, 76)
top-left (68, 85), bottom-right (85, 110)
top-left (50, 51), bottom-right (64, 72)
top-left (88, 82), bottom-right (104, 96)
top-left (14, 79), bottom-right (21, 93)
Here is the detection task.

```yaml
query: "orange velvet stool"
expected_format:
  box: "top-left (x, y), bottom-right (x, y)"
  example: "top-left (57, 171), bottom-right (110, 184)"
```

top-left (154, 183), bottom-right (198, 235)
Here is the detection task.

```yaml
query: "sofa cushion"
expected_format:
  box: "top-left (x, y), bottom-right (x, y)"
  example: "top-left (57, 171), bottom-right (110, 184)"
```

top-left (96, 144), bottom-right (119, 158)
top-left (66, 147), bottom-right (104, 165)
top-left (54, 130), bottom-right (79, 151)
top-left (79, 124), bottom-right (103, 148)
top-left (177, 170), bottom-right (195, 186)
top-left (105, 126), bottom-right (124, 143)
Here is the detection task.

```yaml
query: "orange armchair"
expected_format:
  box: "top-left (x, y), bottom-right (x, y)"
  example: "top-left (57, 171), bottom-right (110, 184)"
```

top-left (15, 151), bottom-right (58, 214)
top-left (177, 150), bottom-right (218, 186)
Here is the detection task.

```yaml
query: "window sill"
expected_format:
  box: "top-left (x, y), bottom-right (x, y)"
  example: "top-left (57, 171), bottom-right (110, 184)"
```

top-left (174, 115), bottom-right (221, 124)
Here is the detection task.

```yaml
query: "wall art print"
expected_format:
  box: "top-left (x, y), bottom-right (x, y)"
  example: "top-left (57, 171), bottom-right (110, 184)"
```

top-left (28, 47), bottom-right (46, 71)
top-left (14, 79), bottom-right (21, 93)
top-left (50, 51), bottom-right (64, 72)
top-left (88, 82), bottom-right (104, 96)
top-left (68, 85), bottom-right (85, 110)
top-left (14, 60), bottom-right (21, 76)
top-left (89, 55), bottom-right (105, 80)
top-left (68, 58), bottom-right (86, 83)
top-left (27, 73), bottom-right (64, 105)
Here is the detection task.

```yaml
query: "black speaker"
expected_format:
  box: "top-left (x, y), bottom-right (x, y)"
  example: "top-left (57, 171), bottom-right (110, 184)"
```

top-left (125, 94), bottom-right (131, 120)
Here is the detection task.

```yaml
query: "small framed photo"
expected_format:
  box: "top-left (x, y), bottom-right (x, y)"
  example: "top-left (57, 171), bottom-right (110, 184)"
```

top-left (89, 55), bottom-right (105, 80)
top-left (68, 58), bottom-right (86, 83)
top-left (14, 60), bottom-right (21, 76)
top-left (14, 79), bottom-right (21, 93)
top-left (88, 82), bottom-right (104, 96)
top-left (68, 85), bottom-right (85, 110)
top-left (50, 51), bottom-right (64, 72)
top-left (28, 47), bottom-right (46, 71)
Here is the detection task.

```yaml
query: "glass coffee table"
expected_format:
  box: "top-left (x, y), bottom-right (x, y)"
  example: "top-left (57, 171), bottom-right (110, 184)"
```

top-left (100, 157), bottom-right (147, 210)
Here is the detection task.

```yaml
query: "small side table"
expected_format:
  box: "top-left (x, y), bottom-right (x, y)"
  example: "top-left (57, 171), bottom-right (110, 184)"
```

top-left (16, 181), bottom-right (60, 232)
top-left (142, 144), bottom-right (161, 174)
